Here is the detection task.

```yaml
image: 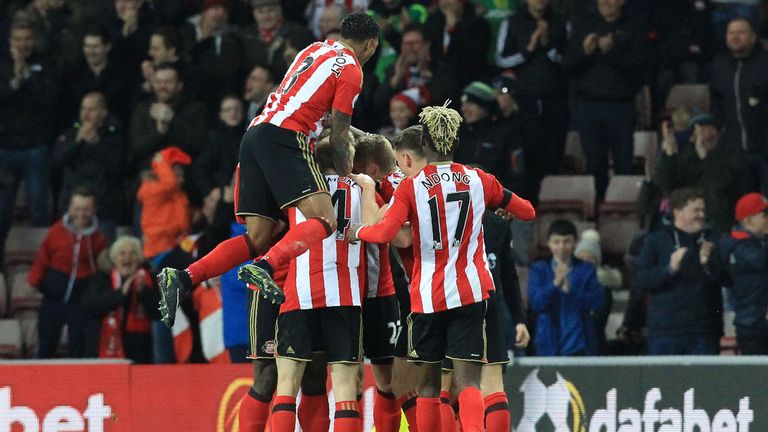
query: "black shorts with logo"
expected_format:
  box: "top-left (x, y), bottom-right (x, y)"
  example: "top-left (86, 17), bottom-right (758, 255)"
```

top-left (363, 295), bottom-right (401, 364)
top-left (407, 301), bottom-right (487, 364)
top-left (247, 288), bottom-right (280, 359)
top-left (275, 306), bottom-right (362, 363)
top-left (236, 123), bottom-right (328, 222)
top-left (442, 294), bottom-right (508, 370)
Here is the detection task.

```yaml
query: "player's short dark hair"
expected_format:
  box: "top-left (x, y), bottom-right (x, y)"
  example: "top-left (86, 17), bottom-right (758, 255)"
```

top-left (340, 11), bottom-right (379, 42)
top-left (391, 125), bottom-right (424, 157)
top-left (314, 139), bottom-right (334, 172)
top-left (354, 134), bottom-right (395, 172)
top-left (83, 25), bottom-right (111, 45)
top-left (668, 187), bottom-right (705, 211)
top-left (547, 219), bottom-right (578, 239)
top-left (152, 26), bottom-right (181, 52)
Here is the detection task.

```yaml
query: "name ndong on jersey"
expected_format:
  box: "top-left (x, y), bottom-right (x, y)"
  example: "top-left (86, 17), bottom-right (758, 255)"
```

top-left (420, 171), bottom-right (471, 190)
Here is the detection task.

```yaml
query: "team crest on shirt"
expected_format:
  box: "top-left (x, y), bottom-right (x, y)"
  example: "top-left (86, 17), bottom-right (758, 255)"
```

top-left (261, 340), bottom-right (275, 355)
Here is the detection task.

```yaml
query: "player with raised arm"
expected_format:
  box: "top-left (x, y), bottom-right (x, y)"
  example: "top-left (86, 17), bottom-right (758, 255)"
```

top-left (156, 12), bottom-right (380, 327)
top-left (348, 102), bottom-right (536, 432)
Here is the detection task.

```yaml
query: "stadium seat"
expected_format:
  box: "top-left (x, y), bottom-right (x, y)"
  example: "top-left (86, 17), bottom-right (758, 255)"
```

top-left (597, 176), bottom-right (645, 256)
top-left (4, 226), bottom-right (48, 266)
top-left (635, 85), bottom-right (652, 130)
top-left (10, 270), bottom-right (41, 313)
top-left (0, 319), bottom-right (22, 358)
top-left (0, 273), bottom-right (6, 317)
top-left (720, 336), bottom-right (738, 356)
top-left (538, 175), bottom-right (596, 220)
top-left (562, 131), bottom-right (586, 174)
top-left (14, 309), bottom-right (37, 358)
top-left (632, 131), bottom-right (658, 160)
top-left (665, 84), bottom-right (710, 113)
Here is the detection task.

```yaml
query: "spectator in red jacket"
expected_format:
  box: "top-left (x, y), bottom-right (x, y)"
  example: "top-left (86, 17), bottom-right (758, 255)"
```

top-left (137, 146), bottom-right (191, 261)
top-left (28, 186), bottom-right (109, 358)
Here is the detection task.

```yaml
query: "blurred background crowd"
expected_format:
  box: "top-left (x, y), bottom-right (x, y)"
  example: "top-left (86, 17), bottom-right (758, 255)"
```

top-left (1, 0), bottom-right (768, 362)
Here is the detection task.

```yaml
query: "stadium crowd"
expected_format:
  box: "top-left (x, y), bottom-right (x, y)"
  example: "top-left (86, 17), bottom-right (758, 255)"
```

top-left (1, 0), bottom-right (768, 364)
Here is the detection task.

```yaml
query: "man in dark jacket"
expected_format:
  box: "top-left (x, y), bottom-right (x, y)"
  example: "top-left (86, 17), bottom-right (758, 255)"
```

top-left (0, 18), bottom-right (58, 261)
top-left (456, 81), bottom-right (523, 191)
top-left (655, 113), bottom-right (751, 233)
top-left (28, 187), bottom-right (109, 358)
top-left (61, 26), bottom-right (132, 127)
top-left (633, 187), bottom-right (725, 355)
top-left (495, 0), bottom-right (569, 178)
top-left (129, 62), bottom-right (208, 174)
top-left (563, 0), bottom-right (647, 200)
top-left (710, 17), bottom-right (768, 194)
top-left (238, 0), bottom-right (314, 77)
top-left (721, 193), bottom-right (768, 354)
top-left (53, 92), bottom-right (124, 242)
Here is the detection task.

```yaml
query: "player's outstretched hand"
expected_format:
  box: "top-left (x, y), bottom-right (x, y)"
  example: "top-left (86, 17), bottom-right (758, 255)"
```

top-left (347, 223), bottom-right (364, 244)
top-left (349, 173), bottom-right (375, 190)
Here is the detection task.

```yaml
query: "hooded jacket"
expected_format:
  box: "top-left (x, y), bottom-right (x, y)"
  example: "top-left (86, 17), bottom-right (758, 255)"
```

top-left (720, 226), bottom-right (768, 331)
top-left (28, 215), bottom-right (108, 303)
top-left (633, 224), bottom-right (725, 337)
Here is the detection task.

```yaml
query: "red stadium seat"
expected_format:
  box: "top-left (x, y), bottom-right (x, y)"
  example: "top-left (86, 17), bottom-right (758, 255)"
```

top-left (4, 226), bottom-right (48, 266)
top-left (14, 309), bottom-right (38, 358)
top-left (0, 319), bottom-right (22, 358)
top-left (598, 176), bottom-right (645, 256)
top-left (10, 270), bottom-right (41, 313)
top-left (538, 175), bottom-right (596, 219)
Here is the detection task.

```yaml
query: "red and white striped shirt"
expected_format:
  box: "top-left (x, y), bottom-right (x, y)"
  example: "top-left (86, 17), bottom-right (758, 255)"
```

top-left (363, 193), bottom-right (395, 299)
top-left (377, 169), bottom-right (415, 280)
top-left (250, 40), bottom-right (362, 140)
top-left (282, 175), bottom-right (365, 312)
top-left (358, 163), bottom-right (535, 314)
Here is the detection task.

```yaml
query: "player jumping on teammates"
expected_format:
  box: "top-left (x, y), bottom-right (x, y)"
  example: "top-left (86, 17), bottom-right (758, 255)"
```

top-left (157, 12), bottom-right (380, 326)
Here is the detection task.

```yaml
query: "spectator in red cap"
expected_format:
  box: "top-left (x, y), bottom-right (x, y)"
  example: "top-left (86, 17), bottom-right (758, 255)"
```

top-left (379, 89), bottom-right (422, 139)
top-left (721, 193), bottom-right (768, 354)
top-left (137, 147), bottom-right (192, 260)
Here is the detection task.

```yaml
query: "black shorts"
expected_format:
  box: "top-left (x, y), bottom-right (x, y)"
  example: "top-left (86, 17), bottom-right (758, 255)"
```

top-left (394, 299), bottom-right (411, 358)
top-left (247, 288), bottom-right (280, 359)
top-left (407, 301), bottom-right (487, 364)
top-left (236, 123), bottom-right (328, 222)
top-left (442, 295), bottom-right (508, 370)
top-left (363, 296), bottom-right (401, 364)
top-left (275, 306), bottom-right (363, 363)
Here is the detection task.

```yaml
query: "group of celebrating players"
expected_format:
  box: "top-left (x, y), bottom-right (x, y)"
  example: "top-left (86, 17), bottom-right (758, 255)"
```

top-left (155, 11), bottom-right (536, 432)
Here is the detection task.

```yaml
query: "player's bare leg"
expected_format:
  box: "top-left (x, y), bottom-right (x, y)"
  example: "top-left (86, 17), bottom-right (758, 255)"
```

top-left (298, 353), bottom-right (330, 432)
top-left (330, 363), bottom-right (364, 432)
top-left (452, 360), bottom-right (484, 432)
top-left (239, 193), bottom-right (337, 304)
top-left (238, 359), bottom-right (277, 432)
top-left (480, 364), bottom-right (510, 432)
top-left (157, 215), bottom-right (276, 326)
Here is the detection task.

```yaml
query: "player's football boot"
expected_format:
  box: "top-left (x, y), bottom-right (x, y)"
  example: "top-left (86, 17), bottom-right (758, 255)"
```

top-left (157, 267), bottom-right (191, 327)
top-left (238, 261), bottom-right (286, 304)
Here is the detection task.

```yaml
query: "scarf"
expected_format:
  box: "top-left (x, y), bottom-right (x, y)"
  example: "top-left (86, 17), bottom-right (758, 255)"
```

top-left (98, 269), bottom-right (153, 358)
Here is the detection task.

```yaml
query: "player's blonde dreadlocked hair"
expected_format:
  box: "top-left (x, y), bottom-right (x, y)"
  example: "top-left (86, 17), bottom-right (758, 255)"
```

top-left (418, 100), bottom-right (462, 155)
